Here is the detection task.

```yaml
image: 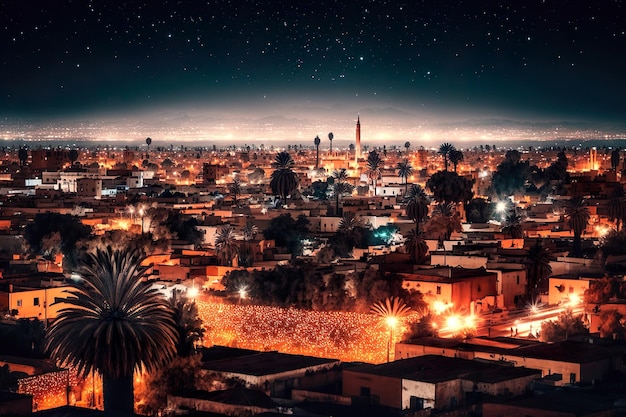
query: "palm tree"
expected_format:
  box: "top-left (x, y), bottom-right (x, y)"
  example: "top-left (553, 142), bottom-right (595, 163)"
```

top-left (564, 196), bottom-right (590, 257)
top-left (215, 225), bottom-right (239, 266)
top-left (228, 178), bottom-right (242, 206)
top-left (397, 160), bottom-right (413, 193)
top-left (241, 222), bottom-right (258, 266)
top-left (328, 132), bottom-right (334, 154)
top-left (449, 149), bottom-right (464, 173)
top-left (371, 297), bottom-right (411, 362)
top-left (405, 184), bottom-right (429, 234)
top-left (525, 241), bottom-right (552, 299)
top-left (338, 212), bottom-right (363, 233)
top-left (404, 141), bottom-right (411, 155)
top-left (270, 151), bottom-right (299, 205)
top-left (314, 135), bottom-right (321, 168)
top-left (438, 142), bottom-right (456, 171)
top-left (607, 187), bottom-right (626, 232)
top-left (45, 247), bottom-right (177, 413)
top-left (331, 168), bottom-right (352, 216)
top-left (404, 229), bottom-right (428, 264)
top-left (366, 150), bottom-right (384, 196)
top-left (425, 203), bottom-right (461, 240)
top-left (501, 210), bottom-right (524, 239)
top-left (169, 290), bottom-right (205, 358)
top-left (146, 137), bottom-right (152, 157)
top-left (337, 212), bottom-right (365, 249)
top-left (18, 147), bottom-right (28, 166)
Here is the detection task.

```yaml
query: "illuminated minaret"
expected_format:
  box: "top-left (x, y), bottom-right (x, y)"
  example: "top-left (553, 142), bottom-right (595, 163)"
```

top-left (355, 115), bottom-right (361, 165)
top-left (590, 147), bottom-right (598, 170)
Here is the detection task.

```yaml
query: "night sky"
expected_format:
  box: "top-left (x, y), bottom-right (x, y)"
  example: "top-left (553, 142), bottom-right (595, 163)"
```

top-left (2, 0), bottom-right (625, 138)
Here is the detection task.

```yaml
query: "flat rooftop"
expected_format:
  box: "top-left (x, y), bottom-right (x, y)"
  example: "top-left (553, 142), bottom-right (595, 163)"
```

top-left (346, 355), bottom-right (540, 383)
top-left (202, 349), bottom-right (340, 376)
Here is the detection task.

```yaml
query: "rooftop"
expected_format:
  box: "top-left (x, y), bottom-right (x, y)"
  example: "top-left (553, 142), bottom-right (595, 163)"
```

top-left (202, 350), bottom-right (340, 376)
top-left (346, 355), bottom-right (540, 383)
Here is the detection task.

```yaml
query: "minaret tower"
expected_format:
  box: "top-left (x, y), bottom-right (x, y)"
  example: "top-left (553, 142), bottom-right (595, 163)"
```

top-left (355, 115), bottom-right (361, 165)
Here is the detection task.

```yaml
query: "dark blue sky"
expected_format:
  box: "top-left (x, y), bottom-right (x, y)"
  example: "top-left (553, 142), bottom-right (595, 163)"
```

top-left (2, 0), bottom-right (625, 126)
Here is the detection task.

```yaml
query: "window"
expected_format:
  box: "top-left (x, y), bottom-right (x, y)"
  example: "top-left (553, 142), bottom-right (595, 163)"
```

top-left (436, 286), bottom-right (441, 295)
top-left (516, 275), bottom-right (520, 285)
top-left (34, 297), bottom-right (40, 306)
top-left (570, 373), bottom-right (576, 384)
top-left (477, 285), bottom-right (482, 292)
top-left (17, 300), bottom-right (22, 307)
top-left (410, 396), bottom-right (424, 410)
top-left (360, 387), bottom-right (370, 397)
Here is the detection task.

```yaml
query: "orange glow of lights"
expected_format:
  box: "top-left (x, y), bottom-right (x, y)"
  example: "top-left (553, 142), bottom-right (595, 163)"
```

top-left (18, 369), bottom-right (77, 411)
top-left (385, 316), bottom-right (398, 328)
top-left (196, 300), bottom-right (420, 364)
top-left (568, 293), bottom-right (581, 306)
top-left (432, 300), bottom-right (451, 315)
top-left (187, 286), bottom-right (199, 298)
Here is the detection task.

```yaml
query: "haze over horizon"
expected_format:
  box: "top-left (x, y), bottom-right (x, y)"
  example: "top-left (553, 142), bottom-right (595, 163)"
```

top-left (2, 0), bottom-right (625, 145)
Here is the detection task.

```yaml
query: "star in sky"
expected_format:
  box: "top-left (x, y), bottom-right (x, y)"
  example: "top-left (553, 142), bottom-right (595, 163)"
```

top-left (1, 0), bottom-right (625, 125)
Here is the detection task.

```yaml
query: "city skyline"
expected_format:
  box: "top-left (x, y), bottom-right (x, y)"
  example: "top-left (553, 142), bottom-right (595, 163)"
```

top-left (2, 0), bottom-right (625, 144)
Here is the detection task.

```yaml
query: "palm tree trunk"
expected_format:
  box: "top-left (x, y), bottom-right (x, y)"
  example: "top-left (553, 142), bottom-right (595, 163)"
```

top-left (103, 374), bottom-right (134, 413)
top-left (316, 146), bottom-right (319, 168)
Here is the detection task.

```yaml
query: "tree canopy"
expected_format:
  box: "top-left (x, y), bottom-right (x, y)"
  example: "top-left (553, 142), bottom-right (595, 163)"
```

top-left (262, 213), bottom-right (311, 258)
top-left (426, 171), bottom-right (474, 206)
top-left (24, 213), bottom-right (92, 271)
top-left (490, 150), bottom-right (531, 198)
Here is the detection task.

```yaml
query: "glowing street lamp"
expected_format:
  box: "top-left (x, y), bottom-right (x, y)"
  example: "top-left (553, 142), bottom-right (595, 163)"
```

top-left (371, 297), bottom-right (411, 362)
top-left (238, 286), bottom-right (248, 303)
top-left (385, 316), bottom-right (399, 363)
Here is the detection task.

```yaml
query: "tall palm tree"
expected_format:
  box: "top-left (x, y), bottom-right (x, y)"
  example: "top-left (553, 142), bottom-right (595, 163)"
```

top-left (146, 137), bottom-right (152, 157)
top-left (525, 241), bottom-right (552, 299)
top-left (404, 141), bottom-right (411, 155)
top-left (438, 142), bottom-right (456, 171)
top-left (270, 151), bottom-right (299, 205)
top-left (397, 160), bottom-right (413, 193)
top-left (46, 247), bottom-right (177, 413)
top-left (425, 203), bottom-right (461, 240)
top-left (314, 135), bottom-right (321, 169)
top-left (169, 290), bottom-right (205, 358)
top-left (501, 210), bottom-right (524, 239)
top-left (607, 187), bottom-right (626, 232)
top-left (449, 149), bottom-right (464, 173)
top-left (215, 225), bottom-right (239, 266)
top-left (331, 168), bottom-right (352, 216)
top-left (366, 150), bottom-right (384, 196)
top-left (241, 222), bottom-right (258, 266)
top-left (404, 229), bottom-right (428, 264)
top-left (228, 178), bottom-right (242, 206)
top-left (405, 184), bottom-right (429, 234)
top-left (564, 196), bottom-right (590, 257)
top-left (328, 132), bottom-right (334, 154)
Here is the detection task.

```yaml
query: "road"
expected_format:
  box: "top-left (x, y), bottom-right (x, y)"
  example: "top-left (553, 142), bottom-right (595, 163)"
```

top-left (438, 303), bottom-right (586, 339)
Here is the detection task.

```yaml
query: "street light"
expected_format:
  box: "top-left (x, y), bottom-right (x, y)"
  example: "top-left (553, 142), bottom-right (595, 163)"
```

top-left (238, 286), bottom-right (248, 303)
top-left (138, 205), bottom-right (145, 234)
top-left (385, 316), bottom-right (398, 363)
top-left (371, 297), bottom-right (411, 363)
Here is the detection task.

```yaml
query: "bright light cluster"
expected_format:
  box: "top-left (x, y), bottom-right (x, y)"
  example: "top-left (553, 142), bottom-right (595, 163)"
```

top-left (18, 369), bottom-right (75, 411)
top-left (197, 300), bottom-right (420, 363)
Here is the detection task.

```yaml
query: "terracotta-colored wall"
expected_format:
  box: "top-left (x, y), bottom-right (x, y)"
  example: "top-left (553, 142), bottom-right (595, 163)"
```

top-left (343, 370), bottom-right (402, 408)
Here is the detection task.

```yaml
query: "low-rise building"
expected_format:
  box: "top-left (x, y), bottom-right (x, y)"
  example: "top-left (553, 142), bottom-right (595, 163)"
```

top-left (343, 355), bottom-right (540, 411)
